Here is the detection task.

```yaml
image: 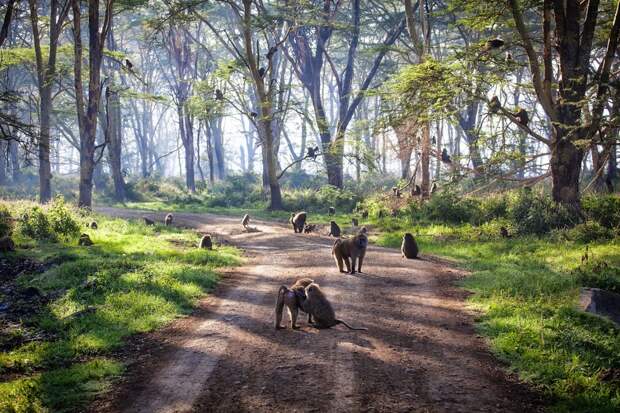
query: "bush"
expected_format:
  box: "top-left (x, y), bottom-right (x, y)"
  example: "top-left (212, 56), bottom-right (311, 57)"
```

top-left (573, 260), bottom-right (620, 293)
top-left (582, 195), bottom-right (620, 229)
top-left (0, 204), bottom-right (12, 237)
top-left (47, 197), bottom-right (80, 240)
top-left (283, 185), bottom-right (360, 212)
top-left (568, 222), bottom-right (615, 243)
top-left (16, 205), bottom-right (54, 240)
top-left (423, 191), bottom-right (480, 224)
top-left (206, 174), bottom-right (264, 208)
top-left (508, 190), bottom-right (579, 235)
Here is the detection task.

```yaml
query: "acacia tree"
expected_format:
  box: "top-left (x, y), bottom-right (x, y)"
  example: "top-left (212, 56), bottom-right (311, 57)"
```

top-left (72, 0), bottom-right (115, 208)
top-left (29, 0), bottom-right (71, 203)
top-left (286, 0), bottom-right (405, 188)
top-left (504, 0), bottom-right (620, 207)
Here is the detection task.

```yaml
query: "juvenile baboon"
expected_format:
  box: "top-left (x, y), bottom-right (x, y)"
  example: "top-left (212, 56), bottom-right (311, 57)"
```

top-left (290, 212), bottom-right (307, 233)
top-left (332, 230), bottom-right (368, 274)
top-left (515, 108), bottom-right (529, 126)
top-left (361, 210), bottom-right (369, 219)
top-left (392, 187), bottom-right (401, 198)
top-left (328, 206), bottom-right (335, 215)
top-left (242, 214), bottom-right (250, 229)
top-left (412, 185), bottom-right (421, 196)
top-left (489, 96), bottom-right (501, 114)
top-left (89, 221), bottom-right (98, 230)
top-left (329, 221), bottom-right (341, 237)
top-left (302, 283), bottom-right (367, 330)
top-left (351, 218), bottom-right (359, 227)
top-left (0, 236), bottom-right (15, 252)
top-left (78, 233), bottom-right (93, 246)
top-left (307, 146), bottom-right (319, 160)
top-left (303, 224), bottom-right (317, 234)
top-left (485, 38), bottom-right (505, 50)
top-left (165, 213), bottom-right (173, 226)
top-left (199, 234), bottom-right (213, 250)
top-left (275, 278), bottom-right (315, 329)
top-left (431, 182), bottom-right (438, 194)
top-left (441, 149), bottom-right (452, 164)
top-left (143, 216), bottom-right (155, 226)
top-left (401, 233), bottom-right (419, 259)
top-left (500, 227), bottom-right (512, 239)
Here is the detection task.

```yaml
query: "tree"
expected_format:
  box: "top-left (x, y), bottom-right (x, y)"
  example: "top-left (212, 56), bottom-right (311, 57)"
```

top-left (29, 0), bottom-right (71, 203)
top-left (506, 0), bottom-right (620, 208)
top-left (72, 0), bottom-right (115, 208)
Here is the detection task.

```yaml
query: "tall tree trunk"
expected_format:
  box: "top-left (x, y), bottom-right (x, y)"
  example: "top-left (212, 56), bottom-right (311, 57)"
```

top-left (9, 139), bottom-right (19, 181)
top-left (106, 86), bottom-right (125, 201)
top-left (0, 140), bottom-right (7, 185)
top-left (38, 87), bottom-right (53, 201)
top-left (421, 123), bottom-right (431, 197)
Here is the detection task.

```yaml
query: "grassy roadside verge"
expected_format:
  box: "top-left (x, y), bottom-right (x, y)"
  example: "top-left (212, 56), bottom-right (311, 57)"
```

top-left (377, 224), bottom-right (620, 412)
top-left (0, 202), bottom-right (240, 412)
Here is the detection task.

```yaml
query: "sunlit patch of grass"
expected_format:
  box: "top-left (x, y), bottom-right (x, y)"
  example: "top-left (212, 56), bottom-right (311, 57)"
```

top-left (0, 209), bottom-right (240, 412)
top-left (377, 225), bottom-right (620, 412)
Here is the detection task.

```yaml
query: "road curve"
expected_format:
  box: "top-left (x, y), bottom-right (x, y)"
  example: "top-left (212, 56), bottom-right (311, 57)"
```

top-left (90, 207), bottom-right (541, 413)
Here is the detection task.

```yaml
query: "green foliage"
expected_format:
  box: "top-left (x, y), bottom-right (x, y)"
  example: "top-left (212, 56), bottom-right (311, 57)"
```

top-left (47, 197), bottom-right (81, 241)
top-left (0, 203), bottom-right (13, 237)
top-left (573, 259), bottom-right (620, 293)
top-left (508, 190), bottom-right (580, 235)
top-left (424, 191), bottom-right (481, 224)
top-left (582, 195), bottom-right (620, 229)
top-left (207, 174), bottom-right (264, 208)
top-left (16, 205), bottom-right (54, 241)
top-left (568, 222), bottom-right (616, 243)
top-left (284, 185), bottom-right (360, 212)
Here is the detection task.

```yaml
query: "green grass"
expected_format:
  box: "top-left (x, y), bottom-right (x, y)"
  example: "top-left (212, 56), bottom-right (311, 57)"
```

top-left (377, 221), bottom-right (620, 412)
top-left (0, 212), bottom-right (240, 412)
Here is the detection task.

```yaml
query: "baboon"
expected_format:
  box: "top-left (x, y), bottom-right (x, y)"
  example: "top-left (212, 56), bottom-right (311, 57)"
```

top-left (290, 212), bottom-right (307, 233)
top-left (500, 226), bottom-right (512, 238)
top-left (486, 38), bottom-right (505, 49)
top-left (250, 111), bottom-right (258, 118)
top-left (303, 224), bottom-right (317, 234)
top-left (441, 148), bottom-right (452, 163)
top-left (392, 187), bottom-right (401, 198)
top-left (215, 89), bottom-right (224, 100)
top-left (390, 208), bottom-right (398, 217)
top-left (505, 51), bottom-right (513, 63)
top-left (89, 221), bottom-right (98, 229)
top-left (515, 108), bottom-right (529, 126)
top-left (412, 185), bottom-right (421, 196)
top-left (489, 96), bottom-right (501, 114)
top-left (0, 236), bottom-right (15, 252)
top-left (143, 216), bottom-right (155, 226)
top-left (307, 146), bottom-right (319, 160)
top-left (359, 226), bottom-right (368, 234)
top-left (78, 233), bottom-right (93, 246)
top-left (361, 210), bottom-right (369, 219)
top-left (199, 234), bottom-right (213, 250)
top-left (301, 283), bottom-right (367, 330)
top-left (124, 58), bottom-right (133, 70)
top-left (431, 182), bottom-right (438, 194)
top-left (378, 210), bottom-right (385, 218)
top-left (242, 214), bottom-right (250, 229)
top-left (266, 46), bottom-right (278, 61)
top-left (332, 230), bottom-right (368, 274)
top-left (401, 233), bottom-right (419, 259)
top-left (328, 206), bottom-right (335, 216)
top-left (165, 213), bottom-right (173, 226)
top-left (329, 221), bottom-right (341, 237)
top-left (275, 278), bottom-right (314, 329)
top-left (258, 67), bottom-right (266, 77)
top-left (351, 218), bottom-right (359, 227)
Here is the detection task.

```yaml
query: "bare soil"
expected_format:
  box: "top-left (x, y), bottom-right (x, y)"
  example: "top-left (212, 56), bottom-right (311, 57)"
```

top-left (90, 208), bottom-right (543, 413)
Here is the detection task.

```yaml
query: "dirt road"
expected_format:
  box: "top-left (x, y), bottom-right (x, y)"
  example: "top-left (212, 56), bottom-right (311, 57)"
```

top-left (91, 208), bottom-right (541, 413)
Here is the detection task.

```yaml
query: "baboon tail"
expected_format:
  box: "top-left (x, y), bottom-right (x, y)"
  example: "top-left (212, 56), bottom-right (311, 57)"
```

top-left (336, 319), bottom-right (368, 331)
top-left (331, 239), bottom-right (341, 256)
top-left (275, 286), bottom-right (288, 329)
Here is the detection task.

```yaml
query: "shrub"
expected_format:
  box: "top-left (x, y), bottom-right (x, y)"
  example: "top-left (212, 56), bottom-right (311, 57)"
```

top-left (582, 195), bottom-right (620, 229)
top-left (207, 174), bottom-right (264, 208)
top-left (568, 222), bottom-right (615, 243)
top-left (423, 191), bottom-right (480, 224)
top-left (47, 197), bottom-right (80, 240)
top-left (16, 205), bottom-right (54, 240)
top-left (573, 260), bottom-right (620, 293)
top-left (0, 203), bottom-right (12, 237)
top-left (508, 190), bottom-right (579, 235)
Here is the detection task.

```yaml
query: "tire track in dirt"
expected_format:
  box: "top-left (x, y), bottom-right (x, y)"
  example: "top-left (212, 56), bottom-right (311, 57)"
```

top-left (90, 207), bottom-right (543, 413)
